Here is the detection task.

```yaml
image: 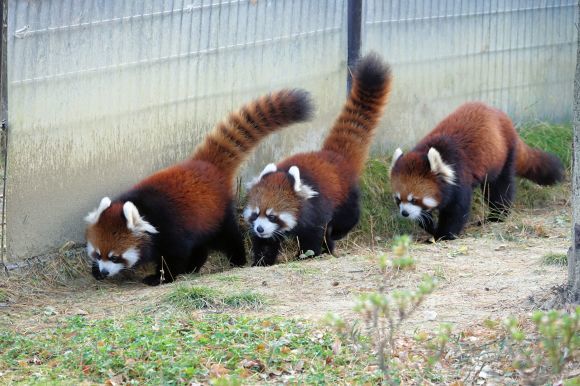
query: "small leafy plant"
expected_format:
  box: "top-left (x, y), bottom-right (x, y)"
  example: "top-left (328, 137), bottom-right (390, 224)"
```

top-left (503, 307), bottom-right (580, 385)
top-left (326, 236), bottom-right (441, 383)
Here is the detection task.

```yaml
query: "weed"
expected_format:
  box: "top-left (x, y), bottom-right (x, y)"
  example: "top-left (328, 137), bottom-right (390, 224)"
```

top-left (504, 307), bottom-right (580, 384)
top-left (167, 285), bottom-right (264, 310)
top-left (542, 252), bottom-right (568, 266)
top-left (0, 314), bottom-right (382, 384)
top-left (326, 236), bottom-right (444, 384)
top-left (356, 158), bottom-right (417, 243)
top-left (222, 292), bottom-right (264, 309)
top-left (168, 285), bottom-right (223, 309)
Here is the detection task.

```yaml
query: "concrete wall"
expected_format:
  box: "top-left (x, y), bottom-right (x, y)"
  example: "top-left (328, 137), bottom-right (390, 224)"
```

top-left (3, 0), bottom-right (577, 263)
top-left (363, 0), bottom-right (577, 152)
top-left (5, 0), bottom-right (347, 261)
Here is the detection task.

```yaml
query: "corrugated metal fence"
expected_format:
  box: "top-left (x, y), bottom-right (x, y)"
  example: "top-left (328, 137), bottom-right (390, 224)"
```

top-left (0, 0), bottom-right (577, 268)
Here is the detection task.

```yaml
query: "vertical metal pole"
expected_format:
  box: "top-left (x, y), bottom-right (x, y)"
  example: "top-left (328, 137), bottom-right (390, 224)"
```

top-left (570, 0), bottom-right (580, 302)
top-left (347, 0), bottom-right (362, 94)
top-left (0, 0), bottom-right (7, 274)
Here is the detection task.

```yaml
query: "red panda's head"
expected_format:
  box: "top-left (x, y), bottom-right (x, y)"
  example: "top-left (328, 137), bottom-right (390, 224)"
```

top-left (84, 197), bottom-right (158, 280)
top-left (244, 164), bottom-right (318, 238)
top-left (389, 147), bottom-right (455, 220)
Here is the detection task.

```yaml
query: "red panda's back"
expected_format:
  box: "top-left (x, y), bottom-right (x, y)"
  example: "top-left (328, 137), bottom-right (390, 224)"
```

top-left (135, 160), bottom-right (230, 233)
top-left (278, 150), bottom-right (355, 208)
top-left (419, 102), bottom-right (517, 182)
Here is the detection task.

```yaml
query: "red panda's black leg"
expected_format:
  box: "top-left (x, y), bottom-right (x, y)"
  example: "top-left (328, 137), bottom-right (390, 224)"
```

top-left (188, 246), bottom-right (210, 272)
top-left (141, 246), bottom-right (208, 286)
top-left (328, 187), bottom-right (361, 242)
top-left (434, 187), bottom-right (472, 240)
top-left (297, 227), bottom-right (325, 257)
top-left (483, 149), bottom-right (516, 222)
top-left (213, 205), bottom-right (247, 267)
top-left (251, 236), bottom-right (281, 266)
top-left (417, 210), bottom-right (436, 236)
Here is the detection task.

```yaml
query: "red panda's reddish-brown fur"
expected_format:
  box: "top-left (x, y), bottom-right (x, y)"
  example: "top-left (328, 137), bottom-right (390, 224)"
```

top-left (244, 53), bottom-right (392, 266)
top-left (85, 89), bottom-right (313, 285)
top-left (390, 102), bottom-right (564, 240)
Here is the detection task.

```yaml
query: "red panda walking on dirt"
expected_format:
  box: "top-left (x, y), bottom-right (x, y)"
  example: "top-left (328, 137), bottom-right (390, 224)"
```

top-left (243, 53), bottom-right (392, 266)
top-left (389, 102), bottom-right (564, 241)
top-left (84, 90), bottom-right (313, 285)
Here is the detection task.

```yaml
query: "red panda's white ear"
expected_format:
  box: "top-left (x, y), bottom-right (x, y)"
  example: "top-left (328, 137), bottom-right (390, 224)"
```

top-left (123, 202), bottom-right (159, 234)
top-left (84, 197), bottom-right (111, 224)
top-left (389, 148), bottom-right (403, 173)
top-left (288, 166), bottom-right (318, 199)
top-left (427, 148), bottom-right (456, 185)
top-left (246, 163), bottom-right (277, 189)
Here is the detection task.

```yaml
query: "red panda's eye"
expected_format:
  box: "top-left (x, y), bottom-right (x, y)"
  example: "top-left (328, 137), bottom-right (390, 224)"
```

top-left (394, 197), bottom-right (401, 204)
top-left (110, 256), bottom-right (122, 264)
top-left (267, 215), bottom-right (277, 222)
top-left (93, 252), bottom-right (101, 260)
top-left (249, 213), bottom-right (258, 221)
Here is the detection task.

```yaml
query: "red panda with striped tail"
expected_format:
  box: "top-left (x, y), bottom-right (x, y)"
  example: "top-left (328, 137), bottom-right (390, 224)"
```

top-left (85, 89), bottom-right (313, 285)
top-left (389, 102), bottom-right (564, 241)
top-left (243, 53), bottom-right (392, 266)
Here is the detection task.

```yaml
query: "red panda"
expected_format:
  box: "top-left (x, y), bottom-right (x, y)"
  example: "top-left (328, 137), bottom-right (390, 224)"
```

top-left (84, 89), bottom-right (313, 285)
top-left (389, 102), bottom-right (564, 240)
top-left (243, 53), bottom-right (392, 266)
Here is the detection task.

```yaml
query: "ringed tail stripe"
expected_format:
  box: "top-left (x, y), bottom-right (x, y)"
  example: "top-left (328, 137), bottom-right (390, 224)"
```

top-left (192, 89), bottom-right (314, 182)
top-left (322, 52), bottom-right (393, 176)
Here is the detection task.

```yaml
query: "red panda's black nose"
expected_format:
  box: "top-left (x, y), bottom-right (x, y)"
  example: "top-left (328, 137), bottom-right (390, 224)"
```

top-left (401, 210), bottom-right (409, 217)
top-left (256, 225), bottom-right (264, 233)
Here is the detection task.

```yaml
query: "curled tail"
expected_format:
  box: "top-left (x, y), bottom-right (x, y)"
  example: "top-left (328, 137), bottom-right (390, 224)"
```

top-left (515, 138), bottom-right (564, 185)
top-left (193, 89), bottom-right (313, 181)
top-left (322, 52), bottom-right (393, 176)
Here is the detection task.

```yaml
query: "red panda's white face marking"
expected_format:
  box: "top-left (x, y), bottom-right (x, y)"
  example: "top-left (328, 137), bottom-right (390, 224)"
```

top-left (391, 150), bottom-right (443, 222)
top-left (85, 198), bottom-right (157, 280)
top-left (244, 206), bottom-right (297, 238)
top-left (244, 165), bottom-right (316, 239)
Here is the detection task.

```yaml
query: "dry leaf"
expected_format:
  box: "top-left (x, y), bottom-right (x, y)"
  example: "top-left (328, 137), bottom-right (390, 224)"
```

top-left (240, 358), bottom-right (265, 372)
top-left (209, 363), bottom-right (229, 378)
top-left (105, 374), bottom-right (125, 386)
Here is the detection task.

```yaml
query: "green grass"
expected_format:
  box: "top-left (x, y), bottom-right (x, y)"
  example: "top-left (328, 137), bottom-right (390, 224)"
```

top-left (0, 314), bottom-right (381, 385)
top-left (357, 158), bottom-right (416, 242)
top-left (515, 122), bottom-right (571, 209)
top-left (541, 252), bottom-right (568, 266)
top-left (222, 292), bottom-right (265, 309)
top-left (518, 122), bottom-right (572, 171)
top-left (167, 285), bottom-right (265, 310)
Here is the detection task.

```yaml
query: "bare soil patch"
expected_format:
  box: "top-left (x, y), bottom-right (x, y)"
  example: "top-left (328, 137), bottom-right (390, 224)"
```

top-left (0, 205), bottom-right (571, 336)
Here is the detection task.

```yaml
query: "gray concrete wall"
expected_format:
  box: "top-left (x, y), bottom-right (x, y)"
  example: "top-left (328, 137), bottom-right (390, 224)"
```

top-left (5, 0), bottom-right (347, 261)
top-left (3, 0), bottom-right (578, 263)
top-left (363, 0), bottom-right (577, 152)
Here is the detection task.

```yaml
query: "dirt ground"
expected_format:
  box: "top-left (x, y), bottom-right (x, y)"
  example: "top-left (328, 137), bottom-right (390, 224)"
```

top-left (0, 204), bottom-right (571, 335)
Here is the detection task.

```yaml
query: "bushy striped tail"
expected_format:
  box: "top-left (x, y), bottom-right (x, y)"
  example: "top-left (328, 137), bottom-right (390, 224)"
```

top-left (193, 89), bottom-right (313, 181)
top-left (515, 138), bottom-right (564, 186)
top-left (322, 52), bottom-right (393, 176)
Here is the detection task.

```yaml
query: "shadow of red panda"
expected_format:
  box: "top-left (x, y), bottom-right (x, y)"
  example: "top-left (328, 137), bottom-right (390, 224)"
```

top-left (389, 102), bottom-right (564, 241)
top-left (243, 53), bottom-right (393, 266)
top-left (84, 89), bottom-right (313, 285)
